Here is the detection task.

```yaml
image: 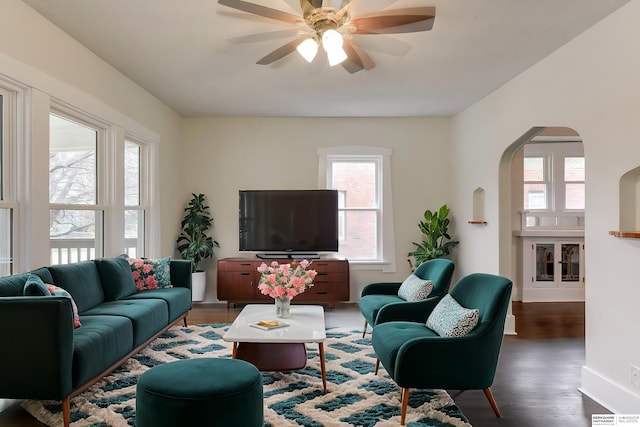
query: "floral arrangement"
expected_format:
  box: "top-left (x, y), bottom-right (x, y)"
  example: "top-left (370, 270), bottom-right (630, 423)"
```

top-left (257, 260), bottom-right (317, 301)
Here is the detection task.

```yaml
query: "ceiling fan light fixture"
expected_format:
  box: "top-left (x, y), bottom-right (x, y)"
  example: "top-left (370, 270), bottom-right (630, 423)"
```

top-left (321, 29), bottom-right (343, 52)
top-left (327, 46), bottom-right (348, 66)
top-left (296, 38), bottom-right (319, 63)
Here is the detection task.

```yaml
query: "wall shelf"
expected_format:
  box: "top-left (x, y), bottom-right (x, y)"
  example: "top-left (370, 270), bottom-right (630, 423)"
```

top-left (609, 231), bottom-right (640, 238)
top-left (468, 220), bottom-right (488, 225)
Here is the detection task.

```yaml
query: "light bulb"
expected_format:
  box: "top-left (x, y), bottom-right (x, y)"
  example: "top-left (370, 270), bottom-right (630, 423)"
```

top-left (322, 29), bottom-right (344, 52)
top-left (327, 46), bottom-right (348, 66)
top-left (296, 38), bottom-right (318, 63)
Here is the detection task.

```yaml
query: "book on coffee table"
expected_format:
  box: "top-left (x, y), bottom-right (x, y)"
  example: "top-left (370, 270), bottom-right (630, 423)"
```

top-left (249, 320), bottom-right (289, 330)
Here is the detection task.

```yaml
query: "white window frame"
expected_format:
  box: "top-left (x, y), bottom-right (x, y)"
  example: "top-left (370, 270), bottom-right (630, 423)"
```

top-left (123, 137), bottom-right (150, 257)
top-left (0, 84), bottom-right (19, 275)
top-left (523, 155), bottom-right (551, 211)
top-left (49, 106), bottom-right (108, 263)
top-left (318, 146), bottom-right (396, 272)
top-left (560, 155), bottom-right (585, 212)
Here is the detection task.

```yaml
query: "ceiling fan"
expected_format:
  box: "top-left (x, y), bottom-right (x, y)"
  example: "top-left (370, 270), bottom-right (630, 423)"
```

top-left (217, 0), bottom-right (436, 73)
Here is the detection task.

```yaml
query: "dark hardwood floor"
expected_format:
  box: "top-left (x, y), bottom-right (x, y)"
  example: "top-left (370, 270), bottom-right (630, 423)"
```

top-left (0, 301), bottom-right (608, 426)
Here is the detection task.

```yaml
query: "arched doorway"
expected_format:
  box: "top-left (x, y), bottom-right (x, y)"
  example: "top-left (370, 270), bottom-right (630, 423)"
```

top-left (498, 127), bottom-right (585, 335)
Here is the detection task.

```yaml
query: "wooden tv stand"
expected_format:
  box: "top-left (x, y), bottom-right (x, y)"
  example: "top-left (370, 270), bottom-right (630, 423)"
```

top-left (217, 257), bottom-right (349, 307)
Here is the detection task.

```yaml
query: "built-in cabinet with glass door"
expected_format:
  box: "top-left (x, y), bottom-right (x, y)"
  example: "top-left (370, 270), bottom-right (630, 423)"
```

top-left (521, 237), bottom-right (584, 301)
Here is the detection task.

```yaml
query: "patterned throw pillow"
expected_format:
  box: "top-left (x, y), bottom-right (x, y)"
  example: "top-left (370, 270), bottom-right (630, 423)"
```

top-left (23, 274), bottom-right (82, 328)
top-left (397, 274), bottom-right (433, 302)
top-left (426, 294), bottom-right (479, 337)
top-left (128, 257), bottom-right (172, 291)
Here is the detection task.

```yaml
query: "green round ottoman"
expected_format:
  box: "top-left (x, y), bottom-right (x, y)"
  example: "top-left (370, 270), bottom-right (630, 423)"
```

top-left (136, 358), bottom-right (263, 427)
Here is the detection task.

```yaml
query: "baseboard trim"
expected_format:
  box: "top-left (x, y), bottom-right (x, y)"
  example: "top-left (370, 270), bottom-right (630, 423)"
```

top-left (580, 365), bottom-right (640, 413)
top-left (504, 314), bottom-right (517, 335)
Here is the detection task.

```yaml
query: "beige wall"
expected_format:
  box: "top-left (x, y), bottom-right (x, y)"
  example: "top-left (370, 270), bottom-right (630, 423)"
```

top-left (181, 117), bottom-right (453, 301)
top-left (452, 0), bottom-right (640, 413)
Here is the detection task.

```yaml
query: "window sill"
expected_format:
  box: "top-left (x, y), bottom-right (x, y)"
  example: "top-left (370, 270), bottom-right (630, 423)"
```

top-left (348, 260), bottom-right (396, 273)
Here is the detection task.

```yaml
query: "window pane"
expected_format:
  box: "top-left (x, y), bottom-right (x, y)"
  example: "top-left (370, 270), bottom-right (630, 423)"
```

top-left (565, 183), bottom-right (585, 209)
top-left (524, 184), bottom-right (547, 209)
top-left (0, 208), bottom-right (12, 277)
top-left (565, 157), bottom-right (585, 181)
top-left (49, 114), bottom-right (97, 204)
top-left (125, 209), bottom-right (144, 257)
top-left (331, 162), bottom-right (376, 208)
top-left (338, 210), bottom-right (377, 260)
top-left (50, 209), bottom-right (99, 264)
top-left (561, 243), bottom-right (580, 281)
top-left (124, 141), bottom-right (140, 206)
top-left (535, 243), bottom-right (555, 281)
top-left (524, 157), bottom-right (545, 181)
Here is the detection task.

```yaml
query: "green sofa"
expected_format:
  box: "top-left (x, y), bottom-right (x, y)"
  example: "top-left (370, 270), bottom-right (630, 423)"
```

top-left (0, 256), bottom-right (192, 427)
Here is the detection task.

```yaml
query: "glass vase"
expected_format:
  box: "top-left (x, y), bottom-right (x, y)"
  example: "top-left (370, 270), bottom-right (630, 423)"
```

top-left (275, 297), bottom-right (291, 318)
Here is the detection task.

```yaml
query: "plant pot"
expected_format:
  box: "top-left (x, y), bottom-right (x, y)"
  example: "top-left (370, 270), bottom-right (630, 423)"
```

top-left (191, 271), bottom-right (206, 302)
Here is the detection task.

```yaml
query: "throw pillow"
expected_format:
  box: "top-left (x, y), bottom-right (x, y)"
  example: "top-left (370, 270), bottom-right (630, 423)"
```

top-left (426, 294), bottom-right (479, 337)
top-left (94, 256), bottom-right (138, 301)
top-left (128, 256), bottom-right (172, 291)
top-left (23, 274), bottom-right (81, 328)
top-left (397, 274), bottom-right (433, 302)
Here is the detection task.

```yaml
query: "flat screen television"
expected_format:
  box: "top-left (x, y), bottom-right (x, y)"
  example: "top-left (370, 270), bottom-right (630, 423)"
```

top-left (239, 189), bottom-right (338, 256)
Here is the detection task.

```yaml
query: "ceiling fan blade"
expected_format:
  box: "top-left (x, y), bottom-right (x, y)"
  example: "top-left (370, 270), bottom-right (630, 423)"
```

top-left (218, 0), bottom-right (301, 24)
top-left (256, 36), bottom-right (308, 65)
top-left (352, 34), bottom-right (411, 57)
top-left (351, 7), bottom-right (435, 34)
top-left (227, 29), bottom-right (304, 44)
top-left (341, 39), bottom-right (374, 73)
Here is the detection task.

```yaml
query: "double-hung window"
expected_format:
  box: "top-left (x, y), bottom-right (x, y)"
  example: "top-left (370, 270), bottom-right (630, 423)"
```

top-left (0, 86), bottom-right (16, 276)
top-left (124, 139), bottom-right (147, 257)
top-left (523, 143), bottom-right (584, 228)
top-left (318, 146), bottom-right (396, 272)
top-left (49, 112), bottom-right (104, 264)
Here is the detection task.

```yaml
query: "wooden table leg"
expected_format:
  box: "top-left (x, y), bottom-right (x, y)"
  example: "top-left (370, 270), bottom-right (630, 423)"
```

top-left (232, 342), bottom-right (238, 359)
top-left (319, 342), bottom-right (327, 393)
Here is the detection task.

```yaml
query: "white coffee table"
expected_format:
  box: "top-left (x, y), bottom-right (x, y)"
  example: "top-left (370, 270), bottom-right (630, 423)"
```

top-left (223, 304), bottom-right (327, 392)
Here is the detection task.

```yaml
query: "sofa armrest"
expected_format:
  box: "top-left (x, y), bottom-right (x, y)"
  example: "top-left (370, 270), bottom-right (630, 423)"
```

top-left (170, 259), bottom-right (192, 291)
top-left (0, 296), bottom-right (74, 400)
top-left (360, 282), bottom-right (402, 297)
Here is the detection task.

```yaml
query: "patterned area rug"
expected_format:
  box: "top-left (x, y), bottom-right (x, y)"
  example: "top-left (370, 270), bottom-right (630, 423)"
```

top-left (22, 324), bottom-right (472, 427)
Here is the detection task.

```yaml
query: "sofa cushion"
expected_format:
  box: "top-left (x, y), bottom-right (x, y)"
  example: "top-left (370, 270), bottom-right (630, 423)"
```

top-left (48, 261), bottom-right (105, 313)
top-left (122, 287), bottom-right (191, 323)
top-left (128, 257), bottom-right (172, 291)
top-left (372, 321), bottom-right (439, 377)
top-left (426, 294), bottom-right (480, 337)
top-left (81, 299), bottom-right (169, 347)
top-left (23, 274), bottom-right (81, 328)
top-left (358, 294), bottom-right (403, 326)
top-left (0, 272), bottom-right (31, 297)
top-left (94, 256), bottom-right (137, 301)
top-left (397, 274), bottom-right (433, 302)
top-left (71, 315), bottom-right (133, 388)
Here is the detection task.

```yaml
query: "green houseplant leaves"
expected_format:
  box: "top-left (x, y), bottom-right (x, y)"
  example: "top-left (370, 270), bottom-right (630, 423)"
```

top-left (176, 193), bottom-right (219, 273)
top-left (408, 204), bottom-right (459, 267)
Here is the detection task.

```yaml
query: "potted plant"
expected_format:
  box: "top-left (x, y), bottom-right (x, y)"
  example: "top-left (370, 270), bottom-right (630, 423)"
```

top-left (176, 193), bottom-right (219, 301)
top-left (408, 204), bottom-right (459, 268)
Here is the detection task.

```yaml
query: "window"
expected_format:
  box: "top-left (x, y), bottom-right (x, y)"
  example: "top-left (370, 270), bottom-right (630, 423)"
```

top-left (522, 143), bottom-right (585, 229)
top-left (564, 157), bottom-right (585, 210)
top-left (318, 146), bottom-right (396, 272)
top-left (49, 112), bottom-right (103, 264)
top-left (0, 88), bottom-right (14, 276)
top-left (523, 156), bottom-right (549, 210)
top-left (124, 139), bottom-right (146, 257)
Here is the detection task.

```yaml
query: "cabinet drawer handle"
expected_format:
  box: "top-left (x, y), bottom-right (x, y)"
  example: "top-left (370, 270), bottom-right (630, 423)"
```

top-left (240, 263), bottom-right (252, 266)
top-left (241, 272), bottom-right (250, 276)
top-left (316, 291), bottom-right (328, 295)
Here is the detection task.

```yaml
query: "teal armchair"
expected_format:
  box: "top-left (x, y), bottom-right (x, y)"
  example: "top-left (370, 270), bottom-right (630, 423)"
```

top-left (358, 258), bottom-right (454, 337)
top-left (371, 273), bottom-right (512, 425)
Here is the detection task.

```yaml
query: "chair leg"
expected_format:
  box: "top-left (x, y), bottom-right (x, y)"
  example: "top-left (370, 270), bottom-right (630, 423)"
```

top-left (375, 358), bottom-right (380, 375)
top-left (362, 320), bottom-right (368, 338)
top-left (400, 387), bottom-right (410, 425)
top-left (483, 387), bottom-right (501, 417)
top-left (62, 396), bottom-right (70, 427)
top-left (183, 316), bottom-right (188, 327)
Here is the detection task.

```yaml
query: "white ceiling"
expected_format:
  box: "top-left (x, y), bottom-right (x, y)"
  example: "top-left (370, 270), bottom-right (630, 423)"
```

top-left (22, 0), bottom-right (629, 117)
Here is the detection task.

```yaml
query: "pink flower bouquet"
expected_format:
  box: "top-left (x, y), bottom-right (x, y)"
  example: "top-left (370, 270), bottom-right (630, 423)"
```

top-left (257, 260), bottom-right (317, 301)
